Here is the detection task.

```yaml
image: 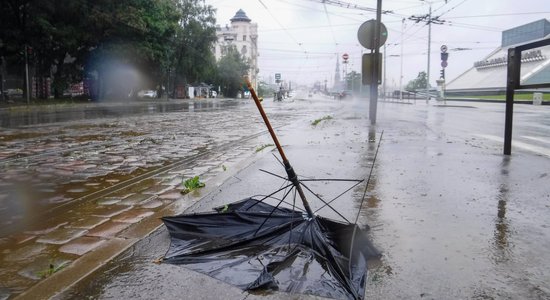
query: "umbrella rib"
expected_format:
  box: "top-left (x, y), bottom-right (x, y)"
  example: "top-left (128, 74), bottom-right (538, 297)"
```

top-left (299, 181), bottom-right (351, 224)
top-left (259, 168), bottom-right (287, 180)
top-left (246, 183), bottom-right (294, 211)
top-left (314, 180), bottom-right (364, 214)
top-left (253, 186), bottom-right (297, 236)
top-left (300, 178), bottom-right (363, 183)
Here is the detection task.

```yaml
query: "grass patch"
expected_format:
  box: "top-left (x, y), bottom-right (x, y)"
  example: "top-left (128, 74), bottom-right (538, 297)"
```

top-left (311, 115), bottom-right (333, 126)
top-left (255, 143), bottom-right (274, 152)
top-left (450, 93), bottom-right (550, 101)
top-left (181, 176), bottom-right (205, 194)
top-left (37, 261), bottom-right (67, 279)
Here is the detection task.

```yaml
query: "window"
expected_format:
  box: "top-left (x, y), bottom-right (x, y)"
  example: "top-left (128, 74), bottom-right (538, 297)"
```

top-left (243, 35), bottom-right (247, 41)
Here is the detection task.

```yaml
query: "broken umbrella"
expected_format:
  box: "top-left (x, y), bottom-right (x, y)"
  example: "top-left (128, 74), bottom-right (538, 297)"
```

top-left (161, 78), bottom-right (381, 300)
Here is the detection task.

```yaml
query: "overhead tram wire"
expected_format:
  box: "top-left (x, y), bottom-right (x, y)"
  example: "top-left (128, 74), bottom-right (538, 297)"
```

top-left (257, 0), bottom-right (311, 83)
top-left (446, 12), bottom-right (550, 19)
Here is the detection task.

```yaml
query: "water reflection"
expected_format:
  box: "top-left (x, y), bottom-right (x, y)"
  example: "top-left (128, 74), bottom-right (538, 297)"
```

top-left (0, 99), bottom-right (241, 128)
top-left (492, 156), bottom-right (513, 263)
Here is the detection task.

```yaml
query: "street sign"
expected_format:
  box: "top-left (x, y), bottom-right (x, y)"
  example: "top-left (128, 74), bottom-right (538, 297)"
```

top-left (441, 61), bottom-right (448, 68)
top-left (441, 45), bottom-right (448, 53)
top-left (362, 53), bottom-right (382, 85)
top-left (275, 73), bottom-right (281, 80)
top-left (343, 53), bottom-right (349, 61)
top-left (357, 20), bottom-right (388, 50)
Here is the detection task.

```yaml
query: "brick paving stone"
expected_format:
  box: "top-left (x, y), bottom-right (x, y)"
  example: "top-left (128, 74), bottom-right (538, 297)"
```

top-left (58, 236), bottom-right (106, 256)
top-left (18, 256), bottom-right (73, 281)
top-left (140, 199), bottom-right (164, 209)
top-left (3, 243), bottom-right (48, 262)
top-left (119, 194), bottom-right (155, 206)
top-left (25, 222), bottom-right (68, 235)
top-left (90, 205), bottom-right (132, 218)
top-left (9, 233), bottom-right (36, 245)
top-left (96, 197), bottom-right (122, 205)
top-left (141, 184), bottom-right (172, 195)
top-left (111, 208), bottom-right (154, 224)
top-left (158, 190), bottom-right (183, 201)
top-left (66, 216), bottom-right (108, 229)
top-left (36, 228), bottom-right (88, 245)
top-left (86, 221), bottom-right (130, 238)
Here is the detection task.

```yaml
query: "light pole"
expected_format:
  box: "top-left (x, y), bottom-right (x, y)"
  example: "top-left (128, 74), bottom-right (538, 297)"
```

top-left (400, 18), bottom-right (405, 102)
top-left (409, 1), bottom-right (445, 103)
top-left (25, 44), bottom-right (30, 104)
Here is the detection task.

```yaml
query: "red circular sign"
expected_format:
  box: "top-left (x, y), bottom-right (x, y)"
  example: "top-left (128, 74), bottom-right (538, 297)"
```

top-left (441, 61), bottom-right (448, 68)
top-left (342, 53), bottom-right (349, 60)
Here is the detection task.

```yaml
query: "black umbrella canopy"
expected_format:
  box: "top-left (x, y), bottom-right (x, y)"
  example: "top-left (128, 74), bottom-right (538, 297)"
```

top-left (162, 198), bottom-right (380, 300)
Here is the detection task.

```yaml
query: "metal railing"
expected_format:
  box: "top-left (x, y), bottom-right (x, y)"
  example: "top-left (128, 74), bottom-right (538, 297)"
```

top-left (504, 38), bottom-right (550, 155)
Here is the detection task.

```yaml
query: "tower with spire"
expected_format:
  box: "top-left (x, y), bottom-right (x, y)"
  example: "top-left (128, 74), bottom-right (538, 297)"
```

top-left (334, 55), bottom-right (341, 89)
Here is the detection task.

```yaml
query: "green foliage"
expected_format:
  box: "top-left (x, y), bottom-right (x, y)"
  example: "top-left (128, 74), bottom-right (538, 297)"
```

top-left (311, 115), bottom-right (333, 126)
top-left (37, 261), bottom-right (67, 279)
top-left (344, 71), bottom-right (362, 93)
top-left (405, 71), bottom-right (430, 91)
top-left (181, 176), bottom-right (205, 194)
top-left (255, 144), bottom-right (274, 152)
top-left (0, 0), bottom-right (217, 100)
top-left (172, 0), bottom-right (218, 88)
top-left (257, 80), bottom-right (275, 97)
top-left (215, 46), bottom-right (250, 98)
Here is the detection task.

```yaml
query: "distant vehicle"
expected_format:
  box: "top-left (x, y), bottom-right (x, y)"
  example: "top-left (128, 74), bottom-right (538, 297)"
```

top-left (138, 90), bottom-right (157, 99)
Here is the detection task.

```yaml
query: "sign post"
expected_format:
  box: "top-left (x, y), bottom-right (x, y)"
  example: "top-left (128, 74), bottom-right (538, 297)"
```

top-left (439, 45), bottom-right (448, 103)
top-left (357, 0), bottom-right (386, 125)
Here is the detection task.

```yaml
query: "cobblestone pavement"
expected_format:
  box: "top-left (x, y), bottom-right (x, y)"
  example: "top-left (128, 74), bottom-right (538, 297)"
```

top-left (0, 96), bottom-right (335, 299)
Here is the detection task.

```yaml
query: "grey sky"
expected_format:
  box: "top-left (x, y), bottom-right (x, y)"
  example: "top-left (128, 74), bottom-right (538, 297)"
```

top-left (207, 0), bottom-right (549, 89)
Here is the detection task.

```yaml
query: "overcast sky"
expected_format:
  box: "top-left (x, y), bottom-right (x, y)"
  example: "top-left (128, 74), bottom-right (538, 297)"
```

top-left (206, 0), bottom-right (549, 89)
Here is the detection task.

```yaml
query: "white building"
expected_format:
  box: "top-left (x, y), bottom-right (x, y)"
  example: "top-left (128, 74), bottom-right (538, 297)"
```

top-left (447, 19), bottom-right (550, 95)
top-left (214, 9), bottom-right (259, 90)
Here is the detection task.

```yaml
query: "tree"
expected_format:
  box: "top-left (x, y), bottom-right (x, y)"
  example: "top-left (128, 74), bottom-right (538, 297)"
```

top-left (215, 45), bottom-right (249, 98)
top-left (257, 80), bottom-right (274, 97)
top-left (84, 0), bottom-right (181, 100)
top-left (171, 0), bottom-right (217, 94)
top-left (345, 71), bottom-right (362, 94)
top-left (405, 71), bottom-right (430, 91)
top-left (0, 0), bottom-right (219, 101)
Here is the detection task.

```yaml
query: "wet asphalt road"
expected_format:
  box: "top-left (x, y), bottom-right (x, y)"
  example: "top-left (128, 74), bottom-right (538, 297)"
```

top-left (2, 95), bottom-right (550, 299)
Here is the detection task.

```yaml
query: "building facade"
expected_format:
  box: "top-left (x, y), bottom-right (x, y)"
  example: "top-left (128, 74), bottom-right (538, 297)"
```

top-left (447, 19), bottom-right (550, 95)
top-left (214, 9), bottom-right (259, 91)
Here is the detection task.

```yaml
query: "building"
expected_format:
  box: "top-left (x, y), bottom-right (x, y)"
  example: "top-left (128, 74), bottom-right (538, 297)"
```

top-left (214, 9), bottom-right (259, 91)
top-left (447, 19), bottom-right (550, 95)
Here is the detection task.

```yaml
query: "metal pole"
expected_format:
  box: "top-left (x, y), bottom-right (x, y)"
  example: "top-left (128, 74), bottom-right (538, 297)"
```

top-left (383, 44), bottom-right (386, 101)
top-left (504, 48), bottom-right (519, 155)
top-left (369, 0), bottom-right (382, 125)
top-left (426, 4), bottom-right (431, 103)
top-left (400, 18), bottom-right (404, 102)
top-left (25, 44), bottom-right (30, 104)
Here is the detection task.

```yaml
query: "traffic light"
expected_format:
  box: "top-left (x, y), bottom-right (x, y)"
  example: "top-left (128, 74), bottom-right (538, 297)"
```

top-left (440, 69), bottom-right (445, 79)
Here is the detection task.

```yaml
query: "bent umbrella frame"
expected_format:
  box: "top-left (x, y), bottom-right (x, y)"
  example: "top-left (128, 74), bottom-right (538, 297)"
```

top-left (161, 78), bottom-right (381, 300)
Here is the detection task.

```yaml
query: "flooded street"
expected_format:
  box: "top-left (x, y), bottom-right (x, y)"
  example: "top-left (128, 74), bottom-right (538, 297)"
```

top-left (2, 96), bottom-right (550, 299)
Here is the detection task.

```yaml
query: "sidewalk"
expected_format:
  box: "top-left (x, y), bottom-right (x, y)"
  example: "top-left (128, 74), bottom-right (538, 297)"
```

top-left (17, 98), bottom-right (550, 299)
